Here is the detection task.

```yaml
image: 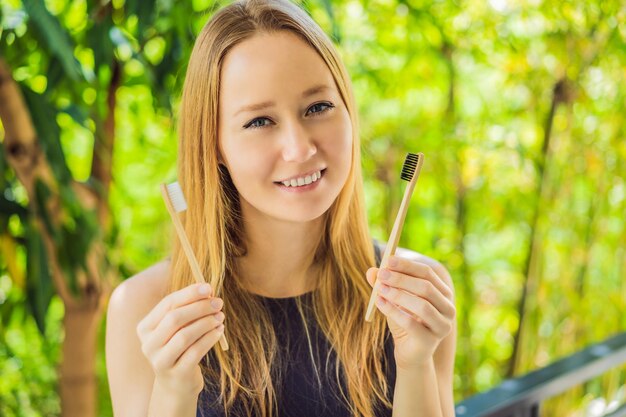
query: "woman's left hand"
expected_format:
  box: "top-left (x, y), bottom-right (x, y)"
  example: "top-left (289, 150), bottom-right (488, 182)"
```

top-left (366, 255), bottom-right (456, 371)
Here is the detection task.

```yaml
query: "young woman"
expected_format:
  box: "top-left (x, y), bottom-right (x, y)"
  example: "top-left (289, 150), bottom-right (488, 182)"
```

top-left (105, 1), bottom-right (457, 416)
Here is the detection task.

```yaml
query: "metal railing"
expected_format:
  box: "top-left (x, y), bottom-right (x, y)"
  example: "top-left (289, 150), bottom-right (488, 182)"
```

top-left (455, 332), bottom-right (626, 417)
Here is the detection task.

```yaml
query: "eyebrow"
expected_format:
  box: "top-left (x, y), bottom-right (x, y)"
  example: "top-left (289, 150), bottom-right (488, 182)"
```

top-left (233, 84), bottom-right (332, 117)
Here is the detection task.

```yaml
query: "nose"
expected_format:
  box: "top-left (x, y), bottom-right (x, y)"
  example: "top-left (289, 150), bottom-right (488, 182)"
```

top-left (280, 120), bottom-right (317, 163)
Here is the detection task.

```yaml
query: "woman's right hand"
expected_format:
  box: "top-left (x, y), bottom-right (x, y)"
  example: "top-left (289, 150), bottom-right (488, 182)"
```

top-left (136, 283), bottom-right (225, 397)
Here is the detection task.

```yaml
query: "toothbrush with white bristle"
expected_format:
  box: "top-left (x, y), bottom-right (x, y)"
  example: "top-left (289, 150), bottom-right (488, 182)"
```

top-left (365, 152), bottom-right (424, 322)
top-left (161, 181), bottom-right (229, 351)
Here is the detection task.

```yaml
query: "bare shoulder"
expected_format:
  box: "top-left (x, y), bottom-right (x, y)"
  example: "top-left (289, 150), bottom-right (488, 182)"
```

top-left (105, 259), bottom-right (171, 417)
top-left (108, 259), bottom-right (171, 312)
top-left (374, 240), bottom-right (454, 295)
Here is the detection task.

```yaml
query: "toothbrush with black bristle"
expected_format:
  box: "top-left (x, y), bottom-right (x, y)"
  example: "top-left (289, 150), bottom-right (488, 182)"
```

top-left (365, 152), bottom-right (424, 322)
top-left (161, 181), bottom-right (229, 351)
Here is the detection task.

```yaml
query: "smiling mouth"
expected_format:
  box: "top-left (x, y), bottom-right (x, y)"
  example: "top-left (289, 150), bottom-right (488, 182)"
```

top-left (274, 169), bottom-right (326, 187)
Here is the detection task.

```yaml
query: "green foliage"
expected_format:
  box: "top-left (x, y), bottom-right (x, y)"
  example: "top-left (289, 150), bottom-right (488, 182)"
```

top-left (0, 0), bottom-right (625, 416)
top-left (21, 0), bottom-right (83, 81)
top-left (20, 85), bottom-right (72, 183)
top-left (0, 280), bottom-right (62, 417)
top-left (23, 218), bottom-right (53, 335)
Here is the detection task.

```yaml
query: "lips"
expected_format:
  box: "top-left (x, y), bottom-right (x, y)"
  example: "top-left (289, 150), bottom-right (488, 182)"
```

top-left (274, 168), bottom-right (326, 185)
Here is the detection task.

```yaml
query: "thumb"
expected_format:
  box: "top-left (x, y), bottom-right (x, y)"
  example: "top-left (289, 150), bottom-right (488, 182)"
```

top-left (366, 267), bottom-right (379, 288)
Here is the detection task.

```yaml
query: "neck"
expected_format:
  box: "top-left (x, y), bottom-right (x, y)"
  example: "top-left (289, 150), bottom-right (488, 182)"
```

top-left (236, 208), bottom-right (325, 298)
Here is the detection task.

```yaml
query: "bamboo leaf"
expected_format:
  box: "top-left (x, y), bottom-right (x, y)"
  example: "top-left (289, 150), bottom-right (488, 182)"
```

top-left (33, 179), bottom-right (96, 298)
top-left (57, 185), bottom-right (98, 282)
top-left (126, 0), bottom-right (157, 40)
top-left (33, 179), bottom-right (58, 242)
top-left (320, 0), bottom-right (342, 43)
top-left (0, 194), bottom-right (28, 220)
top-left (44, 56), bottom-right (65, 94)
top-left (24, 220), bottom-right (54, 336)
top-left (20, 84), bottom-right (73, 184)
top-left (87, 14), bottom-right (114, 70)
top-left (152, 35), bottom-right (182, 110)
top-left (21, 0), bottom-right (83, 82)
top-left (60, 103), bottom-right (89, 128)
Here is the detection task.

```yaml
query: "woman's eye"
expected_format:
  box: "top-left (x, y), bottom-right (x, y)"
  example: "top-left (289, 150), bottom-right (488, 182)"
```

top-left (243, 103), bottom-right (334, 129)
top-left (244, 117), bottom-right (272, 130)
top-left (307, 102), bottom-right (334, 116)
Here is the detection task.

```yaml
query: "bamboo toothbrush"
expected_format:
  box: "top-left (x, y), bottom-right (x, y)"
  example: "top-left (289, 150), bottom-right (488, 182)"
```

top-left (365, 152), bottom-right (424, 322)
top-left (161, 181), bottom-right (229, 351)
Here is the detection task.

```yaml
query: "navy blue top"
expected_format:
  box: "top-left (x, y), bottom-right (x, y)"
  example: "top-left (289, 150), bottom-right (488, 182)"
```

top-left (197, 245), bottom-right (396, 417)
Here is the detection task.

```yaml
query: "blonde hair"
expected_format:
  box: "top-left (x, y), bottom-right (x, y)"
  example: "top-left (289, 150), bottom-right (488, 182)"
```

top-left (168, 1), bottom-right (391, 416)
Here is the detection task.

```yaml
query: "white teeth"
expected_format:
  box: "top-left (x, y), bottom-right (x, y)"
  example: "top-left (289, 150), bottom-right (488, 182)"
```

top-left (280, 170), bottom-right (323, 187)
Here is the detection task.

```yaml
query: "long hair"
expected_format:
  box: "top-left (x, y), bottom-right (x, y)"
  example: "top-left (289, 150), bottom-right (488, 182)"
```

top-left (168, 1), bottom-right (391, 416)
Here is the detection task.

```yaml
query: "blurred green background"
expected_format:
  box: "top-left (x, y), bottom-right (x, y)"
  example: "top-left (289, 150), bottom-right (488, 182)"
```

top-left (0, 0), bottom-right (625, 416)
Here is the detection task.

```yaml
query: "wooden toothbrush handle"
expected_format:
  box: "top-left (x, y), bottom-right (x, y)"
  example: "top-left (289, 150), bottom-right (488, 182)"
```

top-left (365, 166), bottom-right (421, 322)
top-left (174, 220), bottom-right (230, 351)
top-left (382, 179), bottom-right (417, 263)
top-left (160, 185), bottom-right (229, 351)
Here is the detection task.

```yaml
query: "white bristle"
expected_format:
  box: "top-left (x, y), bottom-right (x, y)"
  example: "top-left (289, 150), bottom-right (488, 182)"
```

top-left (166, 182), bottom-right (188, 212)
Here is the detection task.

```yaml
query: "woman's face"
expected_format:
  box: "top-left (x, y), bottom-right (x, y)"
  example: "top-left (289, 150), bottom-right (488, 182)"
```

top-left (218, 31), bottom-right (352, 224)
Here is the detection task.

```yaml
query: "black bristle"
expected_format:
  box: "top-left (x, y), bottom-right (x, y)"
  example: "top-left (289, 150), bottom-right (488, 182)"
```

top-left (400, 153), bottom-right (420, 181)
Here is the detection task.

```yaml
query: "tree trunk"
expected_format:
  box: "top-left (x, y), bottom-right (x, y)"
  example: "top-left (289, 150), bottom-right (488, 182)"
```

top-left (507, 79), bottom-right (568, 377)
top-left (59, 305), bottom-right (104, 417)
top-left (0, 58), bottom-right (115, 417)
top-left (441, 40), bottom-right (478, 396)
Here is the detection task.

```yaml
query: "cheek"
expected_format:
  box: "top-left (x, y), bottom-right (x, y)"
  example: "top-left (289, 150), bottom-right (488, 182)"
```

top-left (221, 139), bottom-right (269, 186)
top-left (322, 112), bottom-right (353, 165)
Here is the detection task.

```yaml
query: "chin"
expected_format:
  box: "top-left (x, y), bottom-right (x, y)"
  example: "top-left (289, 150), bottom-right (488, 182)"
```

top-left (267, 199), bottom-right (332, 223)
top-left (273, 210), bottom-right (328, 223)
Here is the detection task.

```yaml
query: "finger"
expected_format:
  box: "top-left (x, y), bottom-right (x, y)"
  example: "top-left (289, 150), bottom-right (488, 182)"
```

top-left (379, 285), bottom-right (450, 337)
top-left (366, 267), bottom-right (377, 287)
top-left (387, 257), bottom-right (453, 300)
top-left (138, 283), bottom-right (213, 334)
top-left (153, 313), bottom-right (225, 370)
top-left (375, 295), bottom-right (416, 331)
top-left (146, 298), bottom-right (224, 352)
top-left (378, 269), bottom-right (455, 318)
top-left (175, 324), bottom-right (225, 369)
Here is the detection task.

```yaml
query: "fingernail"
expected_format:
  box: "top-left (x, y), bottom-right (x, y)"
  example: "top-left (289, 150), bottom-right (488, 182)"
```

top-left (198, 284), bottom-right (211, 295)
top-left (388, 257), bottom-right (398, 267)
top-left (211, 298), bottom-right (223, 309)
top-left (379, 269), bottom-right (390, 280)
